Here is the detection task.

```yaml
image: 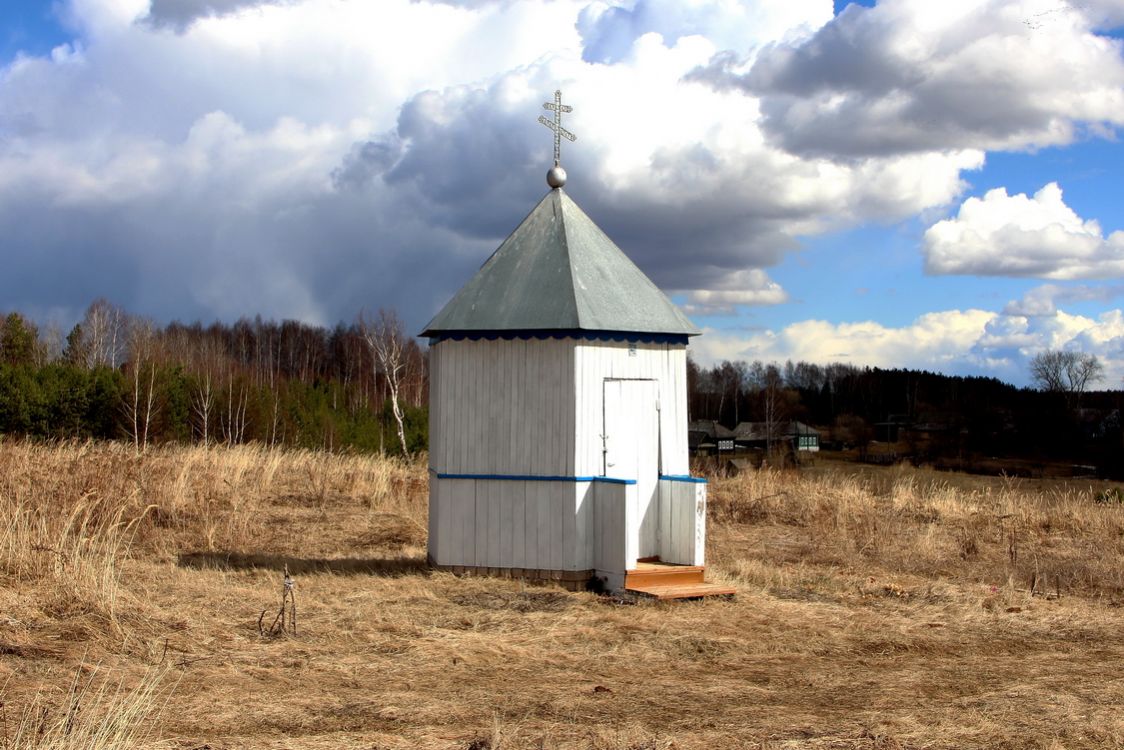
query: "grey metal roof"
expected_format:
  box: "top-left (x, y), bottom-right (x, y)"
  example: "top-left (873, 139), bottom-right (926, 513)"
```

top-left (688, 420), bottom-right (737, 440)
top-left (421, 189), bottom-right (700, 337)
top-left (733, 421), bottom-right (820, 440)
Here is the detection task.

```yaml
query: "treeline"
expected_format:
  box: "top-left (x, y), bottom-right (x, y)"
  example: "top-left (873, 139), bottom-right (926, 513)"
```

top-left (4, 302), bottom-right (1121, 471)
top-left (688, 358), bottom-right (1124, 472)
top-left (688, 359), bottom-right (1019, 435)
top-left (0, 301), bottom-right (427, 454)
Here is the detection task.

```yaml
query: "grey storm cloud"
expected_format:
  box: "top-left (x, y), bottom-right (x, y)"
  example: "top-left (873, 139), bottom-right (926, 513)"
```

top-left (0, 170), bottom-right (487, 332)
top-left (369, 82), bottom-right (800, 296)
top-left (690, 1), bottom-right (1124, 159)
top-left (146, 0), bottom-right (519, 29)
top-left (144, 0), bottom-right (292, 29)
top-left (331, 138), bottom-right (404, 192)
top-left (383, 88), bottom-right (548, 241)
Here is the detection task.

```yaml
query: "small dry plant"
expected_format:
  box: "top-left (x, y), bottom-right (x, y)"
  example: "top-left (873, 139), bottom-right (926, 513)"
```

top-left (258, 567), bottom-right (297, 638)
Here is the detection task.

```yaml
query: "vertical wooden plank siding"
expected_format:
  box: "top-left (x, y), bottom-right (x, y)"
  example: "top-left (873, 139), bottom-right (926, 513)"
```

top-left (658, 477), bottom-right (672, 562)
top-left (523, 480), bottom-right (538, 570)
top-left (670, 481), bottom-right (686, 564)
top-left (428, 349), bottom-right (440, 469)
top-left (573, 483), bottom-right (592, 570)
top-left (623, 483), bottom-right (640, 571)
top-left (693, 483), bottom-right (707, 567)
top-left (456, 479), bottom-right (474, 565)
top-left (429, 338), bottom-right (578, 568)
top-left (484, 480), bottom-right (498, 568)
top-left (592, 481), bottom-right (628, 575)
top-left (474, 475), bottom-right (489, 567)
top-left (658, 479), bottom-right (675, 564)
top-left (655, 479), bottom-right (707, 566)
top-left (433, 337), bottom-right (576, 472)
top-left (428, 337), bottom-right (696, 573)
top-left (428, 473), bottom-right (441, 562)
top-left (510, 481), bottom-right (524, 569)
top-left (547, 481), bottom-right (564, 570)
top-left (559, 479), bottom-right (575, 570)
top-left (441, 340), bottom-right (453, 470)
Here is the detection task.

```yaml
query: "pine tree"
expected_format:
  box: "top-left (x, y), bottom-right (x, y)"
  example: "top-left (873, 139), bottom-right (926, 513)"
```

top-left (1, 313), bottom-right (37, 367)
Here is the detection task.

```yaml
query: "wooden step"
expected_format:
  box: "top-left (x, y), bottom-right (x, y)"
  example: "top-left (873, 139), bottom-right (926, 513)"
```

top-left (623, 561), bottom-right (734, 599)
top-left (626, 581), bottom-right (737, 600)
top-left (625, 563), bottom-right (705, 589)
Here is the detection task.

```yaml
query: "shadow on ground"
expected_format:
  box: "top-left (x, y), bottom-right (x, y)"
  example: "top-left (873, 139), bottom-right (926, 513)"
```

top-left (177, 551), bottom-right (430, 577)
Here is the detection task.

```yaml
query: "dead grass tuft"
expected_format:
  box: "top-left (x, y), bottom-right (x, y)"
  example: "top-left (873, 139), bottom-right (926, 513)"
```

top-left (3, 664), bottom-right (172, 750)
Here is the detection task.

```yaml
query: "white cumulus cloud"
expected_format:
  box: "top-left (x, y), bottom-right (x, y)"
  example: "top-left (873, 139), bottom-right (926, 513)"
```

top-left (700, 0), bottom-right (1124, 158)
top-left (692, 305), bottom-right (1124, 386)
top-left (1002, 283), bottom-right (1124, 317)
top-left (924, 182), bottom-right (1124, 279)
top-left (679, 269), bottom-right (789, 315)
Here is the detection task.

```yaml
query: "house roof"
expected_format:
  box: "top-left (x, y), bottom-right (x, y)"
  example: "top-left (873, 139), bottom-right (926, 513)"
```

top-left (421, 189), bottom-right (700, 337)
top-left (733, 422), bottom-right (768, 441)
top-left (688, 420), bottom-right (736, 440)
top-left (733, 421), bottom-right (820, 440)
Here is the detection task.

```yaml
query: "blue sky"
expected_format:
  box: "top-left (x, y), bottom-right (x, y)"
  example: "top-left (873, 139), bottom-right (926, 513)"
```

top-left (1, 0), bottom-right (1123, 386)
top-left (0, 2), bottom-right (68, 63)
top-left (754, 137), bottom-right (1124, 329)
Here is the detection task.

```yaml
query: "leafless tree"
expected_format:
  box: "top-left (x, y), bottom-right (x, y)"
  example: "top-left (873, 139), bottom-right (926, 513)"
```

top-left (715, 361), bottom-right (741, 424)
top-left (360, 309), bottom-right (410, 455)
top-left (220, 369), bottom-right (249, 445)
top-left (731, 360), bottom-right (749, 426)
top-left (761, 363), bottom-right (784, 460)
top-left (191, 336), bottom-right (220, 446)
top-left (38, 322), bottom-right (64, 366)
top-left (123, 318), bottom-right (161, 453)
top-left (82, 298), bottom-right (127, 369)
top-left (1030, 349), bottom-right (1104, 409)
top-left (405, 340), bottom-right (428, 408)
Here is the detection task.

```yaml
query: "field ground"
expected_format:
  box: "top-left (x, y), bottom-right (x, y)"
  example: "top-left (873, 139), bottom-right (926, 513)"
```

top-left (3, 441), bottom-right (1124, 749)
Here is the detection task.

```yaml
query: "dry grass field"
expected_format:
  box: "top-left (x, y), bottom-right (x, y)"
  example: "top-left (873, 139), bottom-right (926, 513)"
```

top-left (3, 441), bottom-right (1124, 749)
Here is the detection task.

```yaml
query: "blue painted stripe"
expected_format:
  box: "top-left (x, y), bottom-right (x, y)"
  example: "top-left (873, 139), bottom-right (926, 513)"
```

top-left (660, 474), bottom-right (708, 484)
top-left (429, 329), bottom-right (690, 345)
top-left (592, 476), bottom-right (636, 485)
top-left (432, 471), bottom-right (636, 485)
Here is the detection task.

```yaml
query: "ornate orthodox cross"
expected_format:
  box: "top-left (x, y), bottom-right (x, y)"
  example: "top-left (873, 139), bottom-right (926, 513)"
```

top-left (538, 90), bottom-right (575, 166)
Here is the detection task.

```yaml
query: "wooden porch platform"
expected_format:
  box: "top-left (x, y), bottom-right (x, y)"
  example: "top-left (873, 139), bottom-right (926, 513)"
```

top-left (624, 560), bottom-right (735, 600)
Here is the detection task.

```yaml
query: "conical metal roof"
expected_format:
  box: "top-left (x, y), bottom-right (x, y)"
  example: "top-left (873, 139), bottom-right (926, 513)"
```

top-left (421, 189), bottom-right (700, 337)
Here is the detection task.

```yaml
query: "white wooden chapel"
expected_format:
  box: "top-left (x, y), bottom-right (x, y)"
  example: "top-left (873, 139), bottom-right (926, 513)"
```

top-left (422, 92), bottom-right (732, 598)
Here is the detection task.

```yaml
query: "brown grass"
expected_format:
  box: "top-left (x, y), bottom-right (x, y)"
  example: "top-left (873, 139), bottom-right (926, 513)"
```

top-left (2, 441), bottom-right (1123, 749)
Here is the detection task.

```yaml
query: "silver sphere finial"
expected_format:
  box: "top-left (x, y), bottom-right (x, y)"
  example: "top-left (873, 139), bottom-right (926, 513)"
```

top-left (547, 165), bottom-right (567, 189)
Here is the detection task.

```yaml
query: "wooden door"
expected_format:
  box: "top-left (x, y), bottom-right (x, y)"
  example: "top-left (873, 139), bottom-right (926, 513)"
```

top-left (603, 378), bottom-right (660, 560)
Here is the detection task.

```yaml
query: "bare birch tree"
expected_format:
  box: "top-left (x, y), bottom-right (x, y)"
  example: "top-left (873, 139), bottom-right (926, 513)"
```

top-left (191, 335), bottom-right (220, 446)
top-left (82, 298), bottom-right (127, 369)
top-left (38, 322), bottom-right (63, 366)
top-left (220, 369), bottom-right (249, 444)
top-left (122, 318), bottom-right (161, 453)
top-left (360, 309), bottom-right (410, 456)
